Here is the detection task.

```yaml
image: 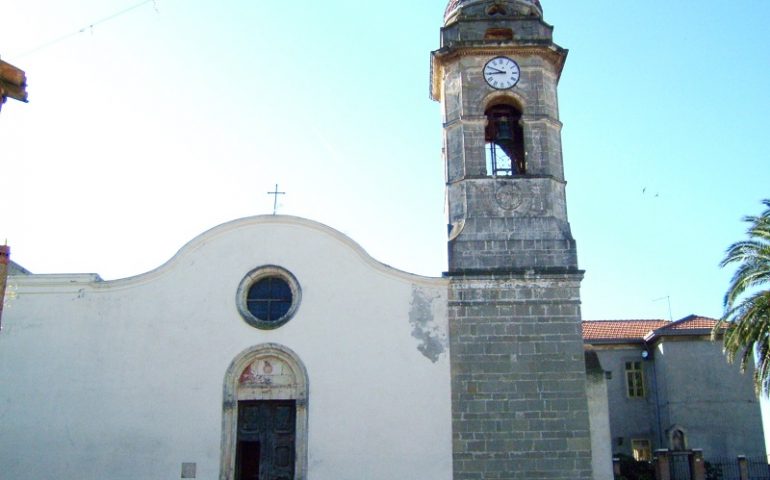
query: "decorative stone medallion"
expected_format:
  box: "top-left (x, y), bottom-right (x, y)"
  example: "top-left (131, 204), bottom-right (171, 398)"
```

top-left (495, 183), bottom-right (524, 211)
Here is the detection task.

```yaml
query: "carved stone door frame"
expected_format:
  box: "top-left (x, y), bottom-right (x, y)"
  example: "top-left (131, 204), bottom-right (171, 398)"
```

top-left (220, 344), bottom-right (309, 480)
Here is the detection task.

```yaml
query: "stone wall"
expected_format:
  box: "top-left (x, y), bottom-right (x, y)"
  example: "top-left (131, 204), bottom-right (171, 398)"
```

top-left (449, 272), bottom-right (593, 480)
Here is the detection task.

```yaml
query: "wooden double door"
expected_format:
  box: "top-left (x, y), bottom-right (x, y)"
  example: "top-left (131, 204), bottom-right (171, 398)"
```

top-left (235, 400), bottom-right (296, 480)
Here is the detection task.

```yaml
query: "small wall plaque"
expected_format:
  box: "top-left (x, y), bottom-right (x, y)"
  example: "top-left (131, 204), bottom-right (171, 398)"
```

top-left (181, 462), bottom-right (196, 478)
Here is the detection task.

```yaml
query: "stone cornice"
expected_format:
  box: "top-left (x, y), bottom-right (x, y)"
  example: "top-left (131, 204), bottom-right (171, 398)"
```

top-left (442, 114), bottom-right (562, 130)
top-left (521, 114), bottom-right (563, 129)
top-left (443, 267), bottom-right (584, 278)
top-left (445, 173), bottom-right (566, 186)
top-left (443, 115), bottom-right (487, 128)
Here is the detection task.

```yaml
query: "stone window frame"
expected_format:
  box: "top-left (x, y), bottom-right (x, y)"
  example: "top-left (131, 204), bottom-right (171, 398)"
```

top-left (236, 266), bottom-right (301, 330)
top-left (219, 343), bottom-right (309, 480)
top-left (624, 360), bottom-right (646, 398)
top-left (631, 439), bottom-right (652, 462)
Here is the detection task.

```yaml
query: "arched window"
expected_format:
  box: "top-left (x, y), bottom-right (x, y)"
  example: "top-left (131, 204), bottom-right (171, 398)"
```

top-left (485, 104), bottom-right (525, 176)
top-left (220, 344), bottom-right (309, 480)
top-left (668, 426), bottom-right (688, 452)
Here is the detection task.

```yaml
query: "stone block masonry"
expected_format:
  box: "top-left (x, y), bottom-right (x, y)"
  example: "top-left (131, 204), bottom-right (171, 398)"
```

top-left (449, 272), bottom-right (593, 480)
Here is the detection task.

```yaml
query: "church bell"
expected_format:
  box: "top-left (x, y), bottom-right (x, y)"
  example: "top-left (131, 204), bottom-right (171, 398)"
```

top-left (495, 116), bottom-right (514, 142)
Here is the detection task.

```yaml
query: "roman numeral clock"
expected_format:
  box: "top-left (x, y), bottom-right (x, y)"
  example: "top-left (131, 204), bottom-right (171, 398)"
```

top-left (483, 56), bottom-right (521, 90)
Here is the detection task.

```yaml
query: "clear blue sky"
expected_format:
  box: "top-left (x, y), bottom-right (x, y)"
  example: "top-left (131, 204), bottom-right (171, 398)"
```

top-left (1, 0), bottom-right (768, 322)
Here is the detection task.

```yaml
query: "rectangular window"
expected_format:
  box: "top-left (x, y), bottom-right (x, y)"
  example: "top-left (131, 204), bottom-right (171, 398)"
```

top-left (625, 361), bottom-right (645, 398)
top-left (631, 439), bottom-right (652, 462)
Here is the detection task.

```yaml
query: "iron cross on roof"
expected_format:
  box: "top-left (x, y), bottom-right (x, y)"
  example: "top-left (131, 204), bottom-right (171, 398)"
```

top-left (267, 184), bottom-right (286, 215)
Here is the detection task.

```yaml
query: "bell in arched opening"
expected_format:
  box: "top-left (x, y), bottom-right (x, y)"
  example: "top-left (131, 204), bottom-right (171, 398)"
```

top-left (485, 104), bottom-right (525, 176)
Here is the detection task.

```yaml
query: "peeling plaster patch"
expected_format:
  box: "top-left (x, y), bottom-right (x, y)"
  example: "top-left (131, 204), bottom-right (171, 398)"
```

top-left (410, 287), bottom-right (447, 363)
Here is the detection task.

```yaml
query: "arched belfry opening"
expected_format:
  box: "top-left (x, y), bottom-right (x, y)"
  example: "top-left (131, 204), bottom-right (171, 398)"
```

top-left (485, 103), bottom-right (525, 176)
top-left (220, 344), bottom-right (309, 480)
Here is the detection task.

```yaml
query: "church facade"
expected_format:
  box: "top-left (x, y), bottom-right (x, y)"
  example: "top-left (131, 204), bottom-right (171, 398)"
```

top-left (0, 218), bottom-right (454, 479)
top-left (0, 2), bottom-right (610, 479)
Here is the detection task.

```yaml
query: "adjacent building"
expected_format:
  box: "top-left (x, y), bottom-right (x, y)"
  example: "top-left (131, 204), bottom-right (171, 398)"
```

top-left (583, 316), bottom-right (766, 462)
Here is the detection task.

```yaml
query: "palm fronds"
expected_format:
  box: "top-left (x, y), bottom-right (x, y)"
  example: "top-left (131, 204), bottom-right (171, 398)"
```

top-left (713, 199), bottom-right (770, 395)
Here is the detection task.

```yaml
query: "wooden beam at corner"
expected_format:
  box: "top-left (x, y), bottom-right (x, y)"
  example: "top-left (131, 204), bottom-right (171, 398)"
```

top-left (0, 60), bottom-right (26, 87)
top-left (1, 81), bottom-right (28, 102)
top-left (0, 59), bottom-right (28, 105)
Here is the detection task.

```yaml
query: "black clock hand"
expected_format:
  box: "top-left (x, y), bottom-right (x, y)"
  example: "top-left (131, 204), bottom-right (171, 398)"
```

top-left (487, 67), bottom-right (505, 74)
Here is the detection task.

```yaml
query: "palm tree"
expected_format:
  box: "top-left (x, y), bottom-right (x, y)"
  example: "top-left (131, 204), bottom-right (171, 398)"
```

top-left (714, 199), bottom-right (770, 395)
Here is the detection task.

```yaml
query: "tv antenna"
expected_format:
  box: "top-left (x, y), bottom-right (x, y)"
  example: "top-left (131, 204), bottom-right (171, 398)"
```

top-left (653, 296), bottom-right (673, 322)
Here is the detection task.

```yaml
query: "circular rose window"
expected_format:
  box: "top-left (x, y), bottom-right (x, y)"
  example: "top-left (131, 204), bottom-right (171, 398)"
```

top-left (237, 266), bottom-right (301, 329)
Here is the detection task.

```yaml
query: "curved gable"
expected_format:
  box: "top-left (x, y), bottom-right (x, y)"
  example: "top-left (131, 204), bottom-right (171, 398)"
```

top-left (101, 215), bottom-right (445, 289)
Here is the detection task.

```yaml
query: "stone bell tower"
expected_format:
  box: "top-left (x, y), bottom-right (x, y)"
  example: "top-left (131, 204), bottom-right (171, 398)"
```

top-left (431, 1), bottom-right (593, 479)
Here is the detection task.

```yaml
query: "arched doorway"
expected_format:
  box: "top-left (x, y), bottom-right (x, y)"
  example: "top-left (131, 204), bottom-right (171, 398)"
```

top-left (220, 344), bottom-right (308, 480)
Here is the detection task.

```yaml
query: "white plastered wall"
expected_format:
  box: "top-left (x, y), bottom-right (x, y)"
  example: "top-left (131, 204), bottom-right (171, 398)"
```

top-left (587, 368), bottom-right (614, 480)
top-left (0, 216), bottom-right (452, 480)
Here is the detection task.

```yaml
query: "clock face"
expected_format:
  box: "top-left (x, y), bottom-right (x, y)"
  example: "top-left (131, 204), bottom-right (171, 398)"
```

top-left (483, 57), bottom-right (521, 90)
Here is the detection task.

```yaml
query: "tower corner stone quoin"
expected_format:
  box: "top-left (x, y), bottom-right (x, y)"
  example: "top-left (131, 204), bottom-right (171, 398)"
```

top-left (0, 245), bottom-right (10, 329)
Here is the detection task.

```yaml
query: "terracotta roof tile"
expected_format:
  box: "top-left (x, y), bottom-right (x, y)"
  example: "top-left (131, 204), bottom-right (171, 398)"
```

top-left (656, 315), bottom-right (719, 332)
top-left (582, 315), bottom-right (722, 342)
top-left (645, 314), bottom-right (722, 340)
top-left (582, 320), bottom-right (669, 342)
